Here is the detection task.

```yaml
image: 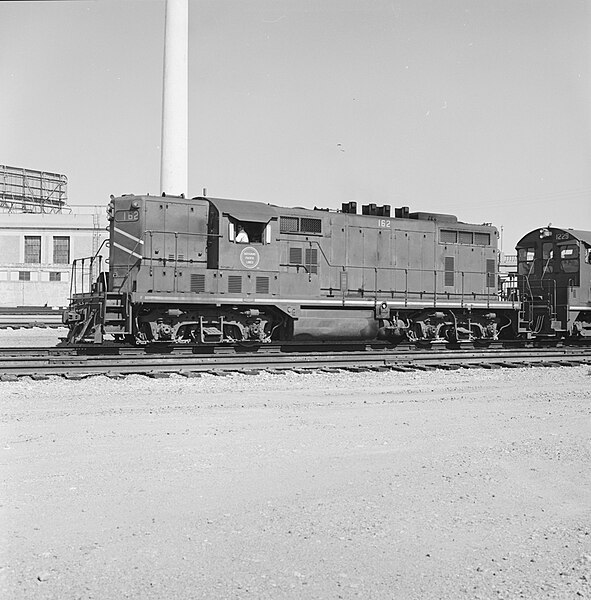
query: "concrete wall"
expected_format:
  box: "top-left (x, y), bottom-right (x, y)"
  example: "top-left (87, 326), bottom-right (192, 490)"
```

top-left (0, 211), bottom-right (107, 308)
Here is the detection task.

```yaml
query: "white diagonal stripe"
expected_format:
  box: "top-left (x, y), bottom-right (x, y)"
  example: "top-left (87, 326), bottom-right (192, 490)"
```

top-left (114, 227), bottom-right (144, 245)
top-left (113, 242), bottom-right (143, 260)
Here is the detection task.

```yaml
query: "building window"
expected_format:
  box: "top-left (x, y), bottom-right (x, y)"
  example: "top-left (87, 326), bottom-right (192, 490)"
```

top-left (53, 236), bottom-right (70, 264)
top-left (19, 271), bottom-right (31, 281)
top-left (24, 236), bottom-right (41, 263)
top-left (49, 272), bottom-right (62, 282)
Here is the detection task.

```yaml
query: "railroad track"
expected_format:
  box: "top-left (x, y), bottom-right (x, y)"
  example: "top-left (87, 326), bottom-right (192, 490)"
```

top-left (0, 344), bottom-right (589, 381)
top-left (0, 308), bottom-right (63, 328)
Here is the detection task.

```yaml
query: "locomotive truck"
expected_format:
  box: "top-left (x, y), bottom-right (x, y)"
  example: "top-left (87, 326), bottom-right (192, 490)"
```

top-left (62, 193), bottom-right (591, 345)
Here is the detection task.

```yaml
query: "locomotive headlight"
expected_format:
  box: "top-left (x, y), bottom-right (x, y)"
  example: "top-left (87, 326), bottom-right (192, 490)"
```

top-left (131, 200), bottom-right (140, 209)
top-left (381, 302), bottom-right (388, 310)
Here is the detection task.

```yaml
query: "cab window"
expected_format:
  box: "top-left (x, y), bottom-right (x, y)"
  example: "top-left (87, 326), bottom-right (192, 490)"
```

top-left (228, 220), bottom-right (271, 244)
top-left (517, 247), bottom-right (535, 275)
top-left (559, 244), bottom-right (579, 273)
top-left (541, 243), bottom-right (554, 273)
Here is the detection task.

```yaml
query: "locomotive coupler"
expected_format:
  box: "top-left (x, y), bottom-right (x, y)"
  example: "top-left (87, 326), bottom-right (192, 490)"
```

top-left (62, 309), bottom-right (83, 324)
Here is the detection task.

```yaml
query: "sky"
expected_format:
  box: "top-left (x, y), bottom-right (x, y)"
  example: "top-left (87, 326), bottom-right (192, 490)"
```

top-left (1, 0), bottom-right (590, 252)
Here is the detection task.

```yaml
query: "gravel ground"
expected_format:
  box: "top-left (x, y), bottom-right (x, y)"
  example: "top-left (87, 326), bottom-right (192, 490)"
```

top-left (0, 327), bottom-right (66, 349)
top-left (1, 358), bottom-right (590, 599)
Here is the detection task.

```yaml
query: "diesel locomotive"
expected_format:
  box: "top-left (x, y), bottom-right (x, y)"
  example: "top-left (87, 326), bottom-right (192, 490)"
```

top-left (62, 193), bottom-right (591, 345)
top-left (515, 227), bottom-right (591, 339)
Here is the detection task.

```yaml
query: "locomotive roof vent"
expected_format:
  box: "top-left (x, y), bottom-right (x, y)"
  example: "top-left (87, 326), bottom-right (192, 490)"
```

top-left (362, 204), bottom-right (391, 217)
top-left (341, 201), bottom-right (357, 214)
top-left (409, 211), bottom-right (457, 223)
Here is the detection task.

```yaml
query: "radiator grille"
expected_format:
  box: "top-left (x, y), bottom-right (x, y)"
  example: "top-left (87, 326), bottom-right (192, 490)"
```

top-left (256, 277), bottom-right (270, 294)
top-left (280, 216), bottom-right (299, 233)
top-left (228, 275), bottom-right (242, 294)
top-left (280, 216), bottom-right (322, 234)
top-left (300, 218), bottom-right (322, 233)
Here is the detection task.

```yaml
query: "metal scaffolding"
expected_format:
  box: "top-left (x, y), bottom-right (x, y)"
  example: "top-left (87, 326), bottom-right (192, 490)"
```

top-left (0, 164), bottom-right (70, 213)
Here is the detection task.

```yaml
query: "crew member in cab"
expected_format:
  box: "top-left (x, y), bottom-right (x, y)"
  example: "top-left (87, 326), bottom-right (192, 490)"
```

top-left (236, 225), bottom-right (249, 243)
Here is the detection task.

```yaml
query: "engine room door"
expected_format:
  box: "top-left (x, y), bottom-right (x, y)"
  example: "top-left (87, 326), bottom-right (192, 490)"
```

top-left (143, 199), bottom-right (208, 293)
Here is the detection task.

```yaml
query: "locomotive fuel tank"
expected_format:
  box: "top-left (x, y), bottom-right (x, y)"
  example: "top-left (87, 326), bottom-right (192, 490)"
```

top-left (291, 309), bottom-right (379, 341)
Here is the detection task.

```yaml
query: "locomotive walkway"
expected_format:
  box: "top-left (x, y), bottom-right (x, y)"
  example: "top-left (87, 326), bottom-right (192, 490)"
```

top-left (0, 344), bottom-right (589, 380)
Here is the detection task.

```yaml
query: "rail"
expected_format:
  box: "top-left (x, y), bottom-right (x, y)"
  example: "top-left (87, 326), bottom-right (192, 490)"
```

top-left (0, 344), bottom-right (589, 380)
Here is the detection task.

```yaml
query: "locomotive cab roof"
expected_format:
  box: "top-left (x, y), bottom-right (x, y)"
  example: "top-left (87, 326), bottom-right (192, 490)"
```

top-left (202, 196), bottom-right (279, 223)
top-left (517, 227), bottom-right (591, 247)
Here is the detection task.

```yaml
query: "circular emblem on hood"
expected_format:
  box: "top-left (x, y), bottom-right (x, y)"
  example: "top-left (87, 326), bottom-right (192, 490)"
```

top-left (240, 246), bottom-right (260, 269)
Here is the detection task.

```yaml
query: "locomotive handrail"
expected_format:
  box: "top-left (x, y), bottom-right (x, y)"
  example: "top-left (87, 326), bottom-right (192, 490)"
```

top-left (68, 238), bottom-right (110, 298)
top-left (109, 227), bottom-right (504, 308)
top-left (301, 239), bottom-right (500, 306)
top-left (516, 274), bottom-right (558, 328)
top-left (69, 254), bottom-right (103, 298)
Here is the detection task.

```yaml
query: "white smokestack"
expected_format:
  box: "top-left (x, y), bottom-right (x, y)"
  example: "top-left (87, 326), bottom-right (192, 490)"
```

top-left (160, 0), bottom-right (188, 196)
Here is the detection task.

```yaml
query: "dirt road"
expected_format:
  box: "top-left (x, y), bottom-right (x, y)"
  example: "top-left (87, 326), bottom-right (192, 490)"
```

top-left (2, 367), bottom-right (590, 599)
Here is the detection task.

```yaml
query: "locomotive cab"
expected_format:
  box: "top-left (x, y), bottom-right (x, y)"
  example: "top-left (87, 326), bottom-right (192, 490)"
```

top-left (516, 227), bottom-right (591, 338)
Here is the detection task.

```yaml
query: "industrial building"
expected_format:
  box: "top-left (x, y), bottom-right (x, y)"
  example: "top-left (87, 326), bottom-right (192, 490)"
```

top-left (0, 165), bottom-right (107, 311)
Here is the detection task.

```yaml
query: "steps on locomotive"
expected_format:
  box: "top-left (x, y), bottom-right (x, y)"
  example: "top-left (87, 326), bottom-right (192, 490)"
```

top-left (103, 293), bottom-right (128, 334)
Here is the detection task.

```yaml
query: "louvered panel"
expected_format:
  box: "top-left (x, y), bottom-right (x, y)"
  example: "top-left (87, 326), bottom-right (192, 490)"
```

top-left (289, 247), bottom-right (302, 264)
top-left (440, 230), bottom-right (457, 243)
top-left (190, 274), bottom-right (205, 293)
top-left (228, 275), bottom-right (242, 294)
top-left (444, 256), bottom-right (455, 287)
top-left (486, 259), bottom-right (496, 288)
top-left (256, 277), bottom-right (270, 294)
top-left (305, 248), bottom-right (318, 274)
top-left (474, 232), bottom-right (491, 246)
